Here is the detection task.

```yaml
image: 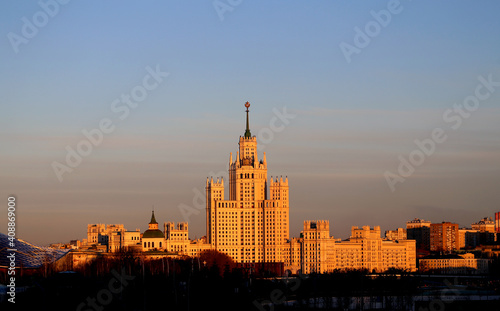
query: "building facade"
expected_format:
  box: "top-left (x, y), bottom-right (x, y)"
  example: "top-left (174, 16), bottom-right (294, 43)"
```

top-left (430, 222), bottom-right (459, 253)
top-left (419, 253), bottom-right (490, 274)
top-left (459, 217), bottom-right (497, 250)
top-left (164, 222), bottom-right (190, 254)
top-left (284, 222), bottom-right (416, 274)
top-left (496, 212), bottom-right (500, 233)
top-left (142, 211), bottom-right (165, 251)
top-left (472, 217), bottom-right (495, 233)
top-left (87, 224), bottom-right (125, 246)
top-left (406, 218), bottom-right (431, 251)
top-left (77, 103), bottom-right (418, 274)
top-left (84, 224), bottom-right (141, 252)
top-left (385, 228), bottom-right (407, 241)
top-left (205, 102), bottom-right (289, 263)
top-left (458, 228), bottom-right (479, 249)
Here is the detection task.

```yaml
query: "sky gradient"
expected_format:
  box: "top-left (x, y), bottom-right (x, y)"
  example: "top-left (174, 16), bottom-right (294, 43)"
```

top-left (1, 1), bottom-right (500, 245)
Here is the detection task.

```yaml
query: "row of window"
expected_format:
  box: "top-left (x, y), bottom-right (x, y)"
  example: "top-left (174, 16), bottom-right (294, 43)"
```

top-left (144, 241), bottom-right (162, 248)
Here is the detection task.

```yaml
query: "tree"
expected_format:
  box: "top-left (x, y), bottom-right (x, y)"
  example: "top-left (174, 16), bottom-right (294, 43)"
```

top-left (198, 250), bottom-right (236, 276)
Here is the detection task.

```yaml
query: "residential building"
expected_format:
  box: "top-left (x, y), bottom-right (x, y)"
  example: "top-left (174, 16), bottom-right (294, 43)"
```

top-left (419, 253), bottom-right (490, 274)
top-left (299, 220), bottom-right (336, 274)
top-left (472, 217), bottom-right (495, 233)
top-left (284, 222), bottom-right (416, 274)
top-left (78, 103), bottom-right (420, 274)
top-left (458, 228), bottom-right (479, 249)
top-left (164, 222), bottom-right (190, 254)
top-left (430, 222), bottom-right (459, 253)
top-left (459, 218), bottom-right (497, 250)
top-left (406, 218), bottom-right (431, 251)
top-left (85, 224), bottom-right (140, 252)
top-left (385, 228), bottom-right (407, 241)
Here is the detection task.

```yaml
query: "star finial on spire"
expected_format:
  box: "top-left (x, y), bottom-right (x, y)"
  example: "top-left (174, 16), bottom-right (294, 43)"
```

top-left (244, 101), bottom-right (251, 138)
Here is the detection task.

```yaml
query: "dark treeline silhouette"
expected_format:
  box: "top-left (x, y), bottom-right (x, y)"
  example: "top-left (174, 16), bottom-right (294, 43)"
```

top-left (4, 250), bottom-right (500, 311)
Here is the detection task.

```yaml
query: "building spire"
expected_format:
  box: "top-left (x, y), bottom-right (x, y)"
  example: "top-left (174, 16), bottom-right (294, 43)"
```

top-left (150, 210), bottom-right (158, 224)
top-left (244, 101), bottom-right (251, 138)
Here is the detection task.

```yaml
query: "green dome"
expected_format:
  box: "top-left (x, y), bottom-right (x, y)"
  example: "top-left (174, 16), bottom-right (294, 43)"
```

top-left (143, 229), bottom-right (164, 239)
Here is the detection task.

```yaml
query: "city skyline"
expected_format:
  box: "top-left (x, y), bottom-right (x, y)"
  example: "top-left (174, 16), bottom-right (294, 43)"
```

top-left (1, 1), bottom-right (500, 246)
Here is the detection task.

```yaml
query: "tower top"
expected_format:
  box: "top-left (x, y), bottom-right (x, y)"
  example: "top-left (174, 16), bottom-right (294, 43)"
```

top-left (149, 210), bottom-right (158, 225)
top-left (244, 101), bottom-right (251, 138)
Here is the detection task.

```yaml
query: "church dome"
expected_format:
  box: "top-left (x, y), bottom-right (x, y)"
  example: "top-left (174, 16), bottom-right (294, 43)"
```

top-left (142, 210), bottom-right (163, 238)
top-left (142, 229), bottom-right (164, 239)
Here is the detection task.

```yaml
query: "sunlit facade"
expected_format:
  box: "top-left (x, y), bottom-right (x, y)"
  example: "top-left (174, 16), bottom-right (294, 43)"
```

top-left (419, 253), bottom-right (489, 274)
top-left (206, 102), bottom-right (289, 263)
top-left (284, 222), bottom-right (416, 274)
top-left (164, 222), bottom-right (189, 254)
top-left (430, 222), bottom-right (459, 252)
top-left (84, 223), bottom-right (141, 252)
top-left (78, 103), bottom-right (416, 273)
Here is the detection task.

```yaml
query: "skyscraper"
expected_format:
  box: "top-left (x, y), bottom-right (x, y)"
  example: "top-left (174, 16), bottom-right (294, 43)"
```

top-left (206, 102), bottom-right (289, 263)
top-left (78, 102), bottom-right (416, 273)
top-left (496, 212), bottom-right (500, 233)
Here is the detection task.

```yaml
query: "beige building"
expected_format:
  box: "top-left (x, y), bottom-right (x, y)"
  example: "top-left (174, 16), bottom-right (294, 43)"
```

top-left (419, 253), bottom-right (490, 274)
top-left (385, 228), bottom-right (407, 241)
top-left (187, 237), bottom-right (214, 257)
top-left (82, 216), bottom-right (213, 256)
top-left (206, 102), bottom-right (289, 263)
top-left (459, 218), bottom-right (497, 249)
top-left (160, 221), bottom-right (213, 256)
top-left (347, 226), bottom-right (416, 273)
top-left (284, 222), bottom-right (416, 274)
top-left (164, 222), bottom-right (190, 254)
top-left (472, 217), bottom-right (495, 232)
top-left (298, 220), bottom-right (336, 274)
top-left (84, 224), bottom-right (141, 252)
top-left (78, 103), bottom-right (417, 274)
top-left (123, 231), bottom-right (142, 250)
top-left (142, 211), bottom-right (165, 251)
top-left (87, 224), bottom-right (125, 245)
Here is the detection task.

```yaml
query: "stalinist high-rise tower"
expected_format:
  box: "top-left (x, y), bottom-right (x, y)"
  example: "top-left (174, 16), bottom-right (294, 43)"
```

top-left (206, 102), bottom-right (289, 263)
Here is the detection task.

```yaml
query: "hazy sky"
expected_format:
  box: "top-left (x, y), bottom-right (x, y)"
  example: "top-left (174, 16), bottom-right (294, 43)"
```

top-left (1, 1), bottom-right (500, 245)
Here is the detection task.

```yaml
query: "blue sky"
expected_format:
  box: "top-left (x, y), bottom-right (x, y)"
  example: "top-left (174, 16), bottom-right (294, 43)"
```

top-left (1, 1), bottom-right (500, 245)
